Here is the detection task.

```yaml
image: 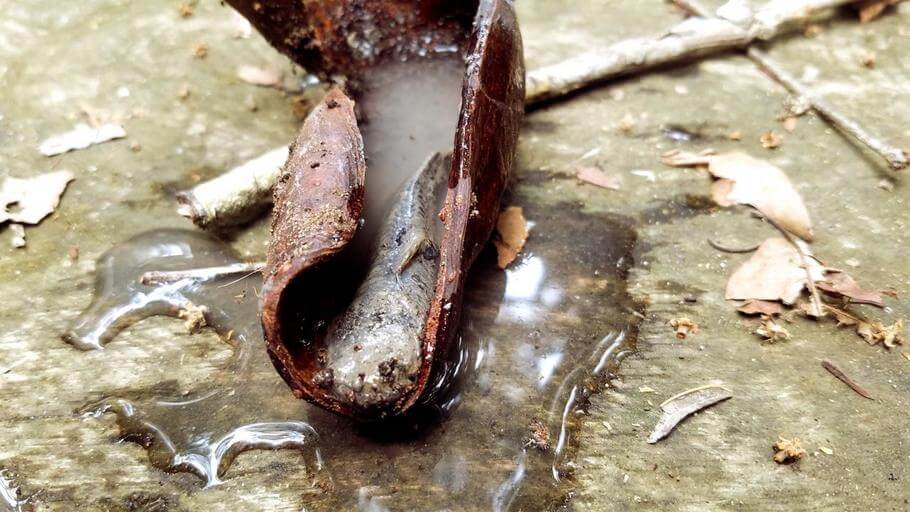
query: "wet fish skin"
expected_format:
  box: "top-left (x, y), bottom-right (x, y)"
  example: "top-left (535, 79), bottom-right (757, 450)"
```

top-left (324, 152), bottom-right (450, 414)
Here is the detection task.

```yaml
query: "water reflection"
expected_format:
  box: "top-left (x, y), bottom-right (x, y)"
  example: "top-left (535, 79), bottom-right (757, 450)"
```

top-left (62, 202), bottom-right (637, 510)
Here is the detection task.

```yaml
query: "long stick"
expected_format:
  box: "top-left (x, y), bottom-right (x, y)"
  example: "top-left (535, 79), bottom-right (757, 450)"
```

top-left (524, 0), bottom-right (854, 105)
top-left (672, 0), bottom-right (908, 171)
top-left (179, 0), bottom-right (905, 228)
top-left (139, 262), bottom-right (265, 285)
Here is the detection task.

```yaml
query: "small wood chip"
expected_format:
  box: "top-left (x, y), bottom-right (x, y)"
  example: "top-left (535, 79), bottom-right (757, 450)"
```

top-left (236, 65), bottom-right (284, 88)
top-left (178, 302), bottom-right (209, 333)
top-left (821, 360), bottom-right (874, 400)
top-left (647, 385), bottom-right (732, 444)
top-left (760, 131), bottom-right (782, 149)
top-left (669, 317), bottom-right (698, 339)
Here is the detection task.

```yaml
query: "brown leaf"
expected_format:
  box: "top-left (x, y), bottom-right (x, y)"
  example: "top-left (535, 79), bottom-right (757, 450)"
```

top-left (816, 271), bottom-right (885, 307)
top-left (664, 152), bottom-right (812, 241)
top-left (0, 171), bottom-right (74, 225)
top-left (726, 238), bottom-right (824, 304)
top-left (577, 166), bottom-right (621, 190)
top-left (772, 436), bottom-right (806, 464)
top-left (493, 206), bottom-right (529, 269)
top-left (737, 299), bottom-right (785, 316)
top-left (858, 319), bottom-right (904, 348)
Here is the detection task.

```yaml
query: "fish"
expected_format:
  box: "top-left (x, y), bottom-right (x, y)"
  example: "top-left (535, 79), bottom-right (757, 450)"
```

top-left (319, 152), bottom-right (449, 414)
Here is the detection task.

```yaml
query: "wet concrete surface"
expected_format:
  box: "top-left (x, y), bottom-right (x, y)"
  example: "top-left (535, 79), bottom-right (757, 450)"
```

top-left (2, 0), bottom-right (909, 510)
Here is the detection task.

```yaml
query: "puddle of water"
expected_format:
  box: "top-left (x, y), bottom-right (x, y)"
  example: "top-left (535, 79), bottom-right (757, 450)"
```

top-left (63, 201), bottom-right (637, 509)
top-left (0, 470), bottom-right (28, 512)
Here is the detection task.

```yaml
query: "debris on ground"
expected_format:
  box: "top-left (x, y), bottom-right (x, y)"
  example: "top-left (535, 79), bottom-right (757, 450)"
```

top-left (726, 238), bottom-right (823, 305)
top-left (236, 65), bottom-right (284, 88)
top-left (755, 316), bottom-right (791, 343)
top-left (818, 446), bottom-right (834, 455)
top-left (192, 42), bottom-right (208, 59)
top-left (577, 165), bottom-right (621, 190)
top-left (772, 436), bottom-right (806, 464)
top-left (647, 385), bottom-right (732, 444)
top-left (526, 418), bottom-right (550, 451)
top-left (823, 304), bottom-right (904, 348)
top-left (782, 117), bottom-right (798, 132)
top-left (9, 224), bottom-right (26, 248)
top-left (737, 299), bottom-right (784, 316)
top-left (177, 1), bottom-right (194, 17)
top-left (760, 131), bottom-right (782, 149)
top-left (669, 317), bottom-right (698, 339)
top-left (38, 123), bottom-right (126, 156)
top-left (493, 206), bottom-right (529, 269)
top-left (821, 360), bottom-right (874, 400)
top-left (178, 302), bottom-right (209, 334)
top-left (816, 271), bottom-right (885, 307)
top-left (1, 170), bottom-right (74, 225)
top-left (662, 151), bottom-right (812, 241)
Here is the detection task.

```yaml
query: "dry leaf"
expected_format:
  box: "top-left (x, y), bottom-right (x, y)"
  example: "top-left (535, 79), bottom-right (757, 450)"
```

top-left (236, 65), bottom-right (284, 87)
top-left (39, 123), bottom-right (126, 156)
top-left (760, 131), bottom-right (782, 149)
top-left (855, 0), bottom-right (898, 22)
top-left (669, 317), bottom-right (698, 339)
top-left (1, 170), bottom-right (74, 225)
top-left (816, 271), bottom-right (884, 307)
top-left (663, 152), bottom-right (812, 241)
top-left (647, 385), bottom-right (732, 444)
top-left (756, 317), bottom-right (791, 342)
top-left (737, 299), bottom-right (785, 316)
top-left (726, 238), bottom-right (824, 304)
top-left (772, 436), bottom-right (806, 464)
top-left (577, 166), bottom-right (621, 190)
top-left (493, 206), bottom-right (529, 269)
top-left (857, 319), bottom-right (904, 348)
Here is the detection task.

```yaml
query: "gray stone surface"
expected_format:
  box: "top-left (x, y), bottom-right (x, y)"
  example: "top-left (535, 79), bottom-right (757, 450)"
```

top-left (1, 0), bottom-right (908, 510)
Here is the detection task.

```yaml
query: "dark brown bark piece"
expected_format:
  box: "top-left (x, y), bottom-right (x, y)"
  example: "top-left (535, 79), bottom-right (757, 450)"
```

top-left (261, 88), bottom-right (366, 413)
top-left (255, 0), bottom-right (524, 420)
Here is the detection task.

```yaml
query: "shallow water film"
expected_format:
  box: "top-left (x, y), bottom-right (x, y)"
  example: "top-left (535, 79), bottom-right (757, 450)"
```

top-left (64, 200), bottom-right (637, 510)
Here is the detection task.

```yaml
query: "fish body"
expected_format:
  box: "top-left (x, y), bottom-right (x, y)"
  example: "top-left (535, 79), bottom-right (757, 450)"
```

top-left (322, 152), bottom-right (449, 414)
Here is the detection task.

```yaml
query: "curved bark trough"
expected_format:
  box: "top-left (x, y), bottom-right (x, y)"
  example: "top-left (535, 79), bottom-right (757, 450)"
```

top-left (229, 0), bottom-right (525, 419)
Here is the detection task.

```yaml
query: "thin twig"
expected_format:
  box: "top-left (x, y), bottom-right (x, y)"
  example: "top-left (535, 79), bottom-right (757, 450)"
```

top-left (139, 262), bottom-right (265, 285)
top-left (672, 0), bottom-right (909, 171)
top-left (761, 214), bottom-right (825, 317)
top-left (821, 360), bottom-right (874, 399)
top-left (707, 238), bottom-right (760, 253)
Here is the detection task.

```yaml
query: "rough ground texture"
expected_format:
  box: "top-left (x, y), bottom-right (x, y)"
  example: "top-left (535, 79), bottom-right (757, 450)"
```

top-left (1, 0), bottom-right (909, 510)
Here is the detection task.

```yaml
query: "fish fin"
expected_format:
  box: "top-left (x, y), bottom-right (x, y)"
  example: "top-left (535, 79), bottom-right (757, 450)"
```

top-left (396, 235), bottom-right (431, 274)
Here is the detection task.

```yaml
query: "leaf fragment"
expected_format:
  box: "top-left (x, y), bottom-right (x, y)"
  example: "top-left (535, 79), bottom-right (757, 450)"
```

top-left (647, 385), bottom-right (732, 444)
top-left (816, 271), bottom-right (885, 307)
top-left (737, 299), bottom-right (785, 316)
top-left (0, 170), bottom-right (74, 225)
top-left (663, 151), bottom-right (812, 241)
top-left (38, 123), bottom-right (126, 156)
top-left (755, 317), bottom-right (791, 342)
top-left (577, 166), bottom-right (621, 190)
top-left (726, 238), bottom-right (824, 304)
top-left (821, 360), bottom-right (874, 400)
top-left (236, 65), bottom-right (284, 87)
top-left (493, 206), bottom-right (529, 269)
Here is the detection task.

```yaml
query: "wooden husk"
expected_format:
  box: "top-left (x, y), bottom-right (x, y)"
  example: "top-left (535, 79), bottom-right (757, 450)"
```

top-left (249, 0), bottom-right (525, 419)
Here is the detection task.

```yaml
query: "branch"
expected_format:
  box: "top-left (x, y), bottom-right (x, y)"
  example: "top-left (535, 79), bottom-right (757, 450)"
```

top-left (524, 0), bottom-right (855, 105)
top-left (139, 262), bottom-right (265, 285)
top-left (673, 0), bottom-right (909, 171)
